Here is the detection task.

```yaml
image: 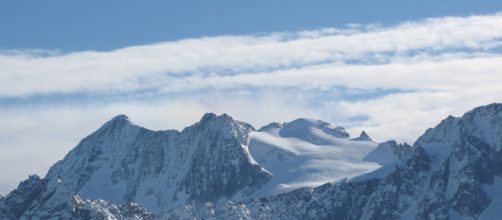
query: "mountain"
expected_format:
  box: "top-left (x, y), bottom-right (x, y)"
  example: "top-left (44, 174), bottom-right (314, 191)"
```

top-left (352, 131), bottom-right (374, 142)
top-left (6, 103), bottom-right (502, 219)
top-left (0, 113), bottom-right (377, 219)
top-left (166, 103), bottom-right (502, 219)
top-left (0, 113), bottom-right (271, 219)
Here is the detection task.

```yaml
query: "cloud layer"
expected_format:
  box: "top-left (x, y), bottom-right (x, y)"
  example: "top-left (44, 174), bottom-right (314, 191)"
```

top-left (1, 13), bottom-right (502, 195)
top-left (1, 13), bottom-right (502, 97)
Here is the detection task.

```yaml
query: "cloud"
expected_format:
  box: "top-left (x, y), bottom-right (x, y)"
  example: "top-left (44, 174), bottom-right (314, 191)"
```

top-left (0, 13), bottom-right (501, 97)
top-left (152, 55), bottom-right (502, 93)
top-left (1, 13), bottom-right (502, 195)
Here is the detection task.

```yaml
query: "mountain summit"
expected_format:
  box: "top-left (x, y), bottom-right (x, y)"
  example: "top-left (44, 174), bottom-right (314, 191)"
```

top-left (351, 131), bottom-right (373, 142)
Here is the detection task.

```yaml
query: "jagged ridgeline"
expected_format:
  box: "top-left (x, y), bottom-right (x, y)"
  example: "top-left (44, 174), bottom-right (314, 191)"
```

top-left (2, 104), bottom-right (502, 219)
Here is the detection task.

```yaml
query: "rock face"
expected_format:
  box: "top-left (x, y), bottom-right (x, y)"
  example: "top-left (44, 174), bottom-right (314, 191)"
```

top-left (0, 113), bottom-right (271, 219)
top-left (0, 175), bottom-right (48, 219)
top-left (70, 194), bottom-right (153, 220)
top-left (166, 103), bottom-right (502, 220)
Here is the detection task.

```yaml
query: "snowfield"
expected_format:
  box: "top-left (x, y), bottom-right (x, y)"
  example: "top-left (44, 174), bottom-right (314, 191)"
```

top-left (246, 118), bottom-right (380, 197)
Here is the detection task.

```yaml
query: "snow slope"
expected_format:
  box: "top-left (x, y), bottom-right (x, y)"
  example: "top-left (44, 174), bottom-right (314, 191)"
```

top-left (248, 119), bottom-right (379, 196)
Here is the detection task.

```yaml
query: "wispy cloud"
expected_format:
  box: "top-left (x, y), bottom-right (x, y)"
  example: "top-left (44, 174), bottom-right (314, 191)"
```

top-left (1, 13), bottom-right (502, 195)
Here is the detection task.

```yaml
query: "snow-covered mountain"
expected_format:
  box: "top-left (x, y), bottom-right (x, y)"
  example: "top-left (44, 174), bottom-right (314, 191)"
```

top-left (166, 103), bottom-right (502, 219)
top-left (4, 103), bottom-right (502, 219)
top-left (0, 113), bottom-right (269, 219)
top-left (0, 113), bottom-right (377, 219)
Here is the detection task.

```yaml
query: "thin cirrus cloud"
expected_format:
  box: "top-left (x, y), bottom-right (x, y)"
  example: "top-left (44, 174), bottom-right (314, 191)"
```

top-left (1, 13), bottom-right (502, 195)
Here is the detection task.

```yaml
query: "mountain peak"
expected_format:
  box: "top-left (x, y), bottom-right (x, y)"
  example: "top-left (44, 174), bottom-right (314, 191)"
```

top-left (363, 140), bottom-right (412, 165)
top-left (199, 112), bottom-right (234, 124)
top-left (111, 114), bottom-right (129, 121)
top-left (200, 112), bottom-right (217, 122)
top-left (273, 118), bottom-right (350, 145)
top-left (192, 113), bottom-right (254, 146)
top-left (88, 114), bottom-right (136, 139)
top-left (351, 130), bottom-right (373, 142)
top-left (258, 122), bottom-right (284, 133)
top-left (280, 118), bottom-right (349, 137)
top-left (196, 113), bottom-right (244, 130)
top-left (101, 114), bottom-right (131, 128)
top-left (465, 102), bottom-right (502, 115)
top-left (415, 103), bottom-right (502, 156)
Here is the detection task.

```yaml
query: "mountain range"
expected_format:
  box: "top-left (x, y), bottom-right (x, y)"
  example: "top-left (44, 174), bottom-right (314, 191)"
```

top-left (2, 103), bottom-right (502, 219)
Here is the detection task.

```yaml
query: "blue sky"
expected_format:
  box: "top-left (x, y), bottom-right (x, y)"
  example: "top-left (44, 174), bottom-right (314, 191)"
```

top-left (1, 0), bottom-right (502, 51)
top-left (1, 2), bottom-right (502, 195)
